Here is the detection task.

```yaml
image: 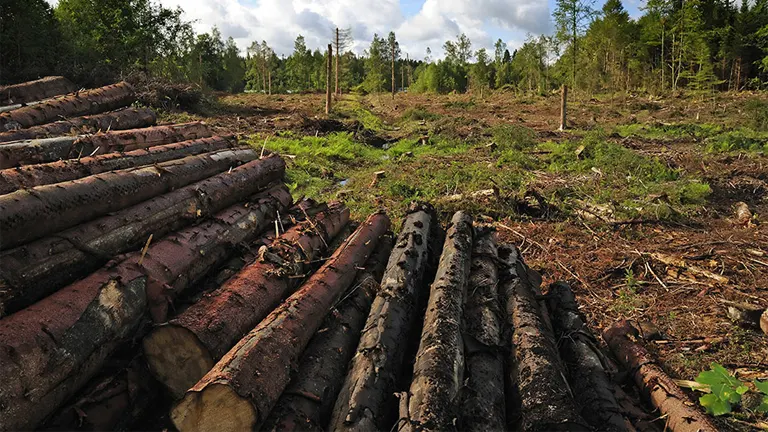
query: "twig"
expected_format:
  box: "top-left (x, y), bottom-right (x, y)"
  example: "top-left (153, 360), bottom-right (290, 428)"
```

top-left (137, 234), bottom-right (153, 265)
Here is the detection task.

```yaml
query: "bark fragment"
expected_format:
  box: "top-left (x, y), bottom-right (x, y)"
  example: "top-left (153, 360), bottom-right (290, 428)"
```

top-left (329, 203), bottom-right (438, 432)
top-left (405, 211), bottom-right (473, 432)
top-left (0, 76), bottom-right (78, 106)
top-left (261, 233), bottom-right (395, 432)
top-left (170, 212), bottom-right (391, 432)
top-left (603, 320), bottom-right (719, 432)
top-left (143, 204), bottom-right (350, 398)
top-left (0, 147), bottom-right (258, 249)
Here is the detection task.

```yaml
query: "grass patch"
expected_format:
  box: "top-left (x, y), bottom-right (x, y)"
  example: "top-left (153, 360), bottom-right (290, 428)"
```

top-left (704, 129), bottom-right (768, 153)
top-left (744, 98), bottom-right (768, 131)
top-left (615, 122), bottom-right (723, 140)
top-left (443, 99), bottom-right (476, 110)
top-left (400, 106), bottom-right (440, 122)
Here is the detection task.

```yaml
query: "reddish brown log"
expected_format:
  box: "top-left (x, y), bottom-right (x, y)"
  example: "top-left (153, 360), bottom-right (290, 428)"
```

top-left (500, 245), bottom-right (589, 431)
top-left (0, 136), bottom-right (235, 194)
top-left (548, 282), bottom-right (630, 431)
top-left (0, 147), bottom-right (258, 249)
top-left (0, 158), bottom-right (287, 316)
top-left (144, 204), bottom-right (350, 397)
top-left (0, 76), bottom-right (78, 106)
top-left (330, 203), bottom-right (438, 432)
top-left (404, 211), bottom-right (473, 432)
top-left (0, 194), bottom-right (287, 431)
top-left (603, 321), bottom-right (718, 432)
top-left (0, 82), bottom-right (135, 130)
top-left (0, 107), bottom-right (157, 144)
top-left (0, 121), bottom-right (211, 168)
top-left (170, 212), bottom-right (391, 432)
top-left (261, 233), bottom-right (395, 432)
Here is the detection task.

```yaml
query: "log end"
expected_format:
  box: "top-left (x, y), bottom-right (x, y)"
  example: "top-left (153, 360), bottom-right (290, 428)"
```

top-left (761, 309), bottom-right (768, 335)
top-left (171, 383), bottom-right (257, 432)
top-left (143, 325), bottom-right (215, 399)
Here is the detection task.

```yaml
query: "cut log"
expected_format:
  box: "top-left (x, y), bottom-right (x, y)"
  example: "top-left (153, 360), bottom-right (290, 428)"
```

top-left (724, 300), bottom-right (768, 335)
top-left (329, 203), bottom-right (438, 432)
top-left (0, 121), bottom-right (211, 168)
top-left (143, 204), bottom-right (350, 397)
top-left (261, 233), bottom-right (396, 432)
top-left (547, 282), bottom-right (630, 431)
top-left (0, 158), bottom-right (287, 316)
top-left (405, 211), bottom-right (473, 432)
top-left (0, 81), bottom-right (135, 130)
top-left (0, 107), bottom-right (157, 144)
top-left (170, 211), bottom-right (391, 432)
top-left (0, 147), bottom-right (258, 249)
top-left (500, 245), bottom-right (589, 431)
top-left (0, 196), bottom-right (286, 431)
top-left (458, 226), bottom-right (505, 431)
top-left (0, 136), bottom-right (235, 194)
top-left (0, 76), bottom-right (78, 106)
top-left (603, 321), bottom-right (718, 432)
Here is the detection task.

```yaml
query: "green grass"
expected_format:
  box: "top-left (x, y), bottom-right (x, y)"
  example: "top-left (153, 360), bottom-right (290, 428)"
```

top-left (615, 122), bottom-right (724, 140)
top-left (704, 129), bottom-right (768, 153)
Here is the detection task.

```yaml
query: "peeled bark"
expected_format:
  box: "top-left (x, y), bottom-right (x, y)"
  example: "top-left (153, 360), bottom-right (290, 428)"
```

top-left (0, 159), bottom-right (287, 316)
top-left (500, 245), bottom-right (589, 431)
top-left (261, 233), bottom-right (396, 432)
top-left (0, 107), bottom-right (157, 144)
top-left (603, 321), bottom-right (718, 432)
top-left (0, 195), bottom-right (287, 431)
top-left (405, 211), bottom-right (473, 432)
top-left (330, 203), bottom-right (438, 432)
top-left (170, 212), bottom-right (391, 432)
top-left (0, 136), bottom-right (235, 194)
top-left (458, 227), bottom-right (505, 432)
top-left (0, 76), bottom-right (78, 106)
top-left (0, 121), bottom-right (211, 168)
top-left (143, 204), bottom-right (350, 398)
top-left (0, 82), bottom-right (135, 130)
top-left (0, 147), bottom-right (258, 249)
top-left (548, 282), bottom-right (629, 431)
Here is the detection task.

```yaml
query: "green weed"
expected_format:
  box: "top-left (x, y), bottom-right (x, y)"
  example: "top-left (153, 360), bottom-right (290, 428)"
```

top-left (744, 98), bottom-right (768, 131)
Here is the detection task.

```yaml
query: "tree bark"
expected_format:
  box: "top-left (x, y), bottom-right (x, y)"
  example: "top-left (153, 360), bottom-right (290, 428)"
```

top-left (0, 147), bottom-right (257, 249)
top-left (0, 82), bottom-right (135, 130)
top-left (500, 245), bottom-right (589, 431)
top-left (0, 136), bottom-right (235, 194)
top-left (560, 85), bottom-right (568, 131)
top-left (405, 211), bottom-right (473, 431)
top-left (0, 107), bottom-right (156, 144)
top-left (0, 76), bottom-right (78, 106)
top-left (326, 44), bottom-right (333, 115)
top-left (0, 158), bottom-right (287, 316)
top-left (170, 212), bottom-right (391, 432)
top-left (261, 233), bottom-right (396, 432)
top-left (143, 204), bottom-right (350, 398)
top-left (603, 321), bottom-right (718, 432)
top-left (458, 227), bottom-right (505, 431)
top-left (0, 121), bottom-right (212, 168)
top-left (0, 195), bottom-right (284, 431)
top-left (329, 203), bottom-right (438, 432)
top-left (547, 282), bottom-right (630, 431)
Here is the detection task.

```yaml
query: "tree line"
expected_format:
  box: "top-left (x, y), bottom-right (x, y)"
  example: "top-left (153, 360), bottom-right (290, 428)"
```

top-left (2, 0), bottom-right (767, 94)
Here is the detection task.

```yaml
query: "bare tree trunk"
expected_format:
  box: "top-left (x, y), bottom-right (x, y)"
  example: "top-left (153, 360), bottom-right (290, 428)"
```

top-left (392, 45), bottom-right (396, 100)
top-left (335, 28), bottom-right (340, 96)
top-left (171, 212), bottom-right (391, 432)
top-left (0, 76), bottom-right (77, 105)
top-left (326, 44), bottom-right (333, 115)
top-left (559, 85), bottom-right (568, 131)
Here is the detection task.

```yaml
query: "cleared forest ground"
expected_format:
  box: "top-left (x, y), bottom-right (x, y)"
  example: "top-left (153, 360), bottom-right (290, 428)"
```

top-left (170, 90), bottom-right (768, 429)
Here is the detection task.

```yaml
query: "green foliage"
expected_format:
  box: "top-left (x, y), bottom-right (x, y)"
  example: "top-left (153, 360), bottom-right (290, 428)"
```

top-left (492, 125), bottom-right (537, 150)
top-left (694, 363), bottom-right (768, 416)
top-left (0, 0), bottom-right (63, 84)
top-left (744, 99), bottom-right (768, 132)
top-left (704, 130), bottom-right (768, 153)
top-left (400, 107), bottom-right (440, 122)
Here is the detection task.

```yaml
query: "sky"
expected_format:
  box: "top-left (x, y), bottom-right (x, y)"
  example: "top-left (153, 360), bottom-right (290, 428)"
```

top-left (46, 0), bottom-right (647, 60)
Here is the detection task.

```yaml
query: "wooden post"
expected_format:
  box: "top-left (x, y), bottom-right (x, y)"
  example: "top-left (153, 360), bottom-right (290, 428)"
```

top-left (326, 44), bottom-right (332, 115)
top-left (559, 84), bottom-right (568, 131)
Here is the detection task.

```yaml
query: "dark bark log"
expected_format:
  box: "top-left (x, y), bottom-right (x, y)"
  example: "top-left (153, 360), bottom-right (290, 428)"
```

top-left (329, 203), bottom-right (438, 432)
top-left (0, 76), bottom-right (78, 106)
top-left (261, 233), bottom-right (396, 432)
top-left (603, 321), bottom-right (719, 432)
top-left (0, 195), bottom-right (287, 431)
top-left (500, 245), bottom-right (589, 431)
top-left (143, 204), bottom-right (350, 398)
top-left (0, 121), bottom-right (211, 168)
top-left (0, 136), bottom-right (235, 194)
top-left (0, 147), bottom-right (258, 249)
top-left (170, 212), bottom-right (391, 432)
top-left (405, 211), bottom-right (473, 432)
top-left (548, 282), bottom-right (630, 431)
top-left (0, 82), bottom-right (135, 130)
top-left (0, 158), bottom-right (287, 316)
top-left (458, 227), bottom-right (505, 432)
top-left (0, 107), bottom-right (156, 144)
top-left (725, 301), bottom-right (768, 335)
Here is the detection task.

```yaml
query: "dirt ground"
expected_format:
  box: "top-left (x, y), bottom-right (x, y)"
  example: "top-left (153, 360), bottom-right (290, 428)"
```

top-left (175, 90), bottom-right (767, 430)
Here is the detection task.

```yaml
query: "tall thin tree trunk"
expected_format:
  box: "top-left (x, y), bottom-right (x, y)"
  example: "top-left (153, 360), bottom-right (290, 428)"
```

top-left (335, 28), bottom-right (340, 95)
top-left (392, 45), bottom-right (396, 99)
top-left (661, 24), bottom-right (665, 92)
top-left (326, 44), bottom-right (332, 115)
